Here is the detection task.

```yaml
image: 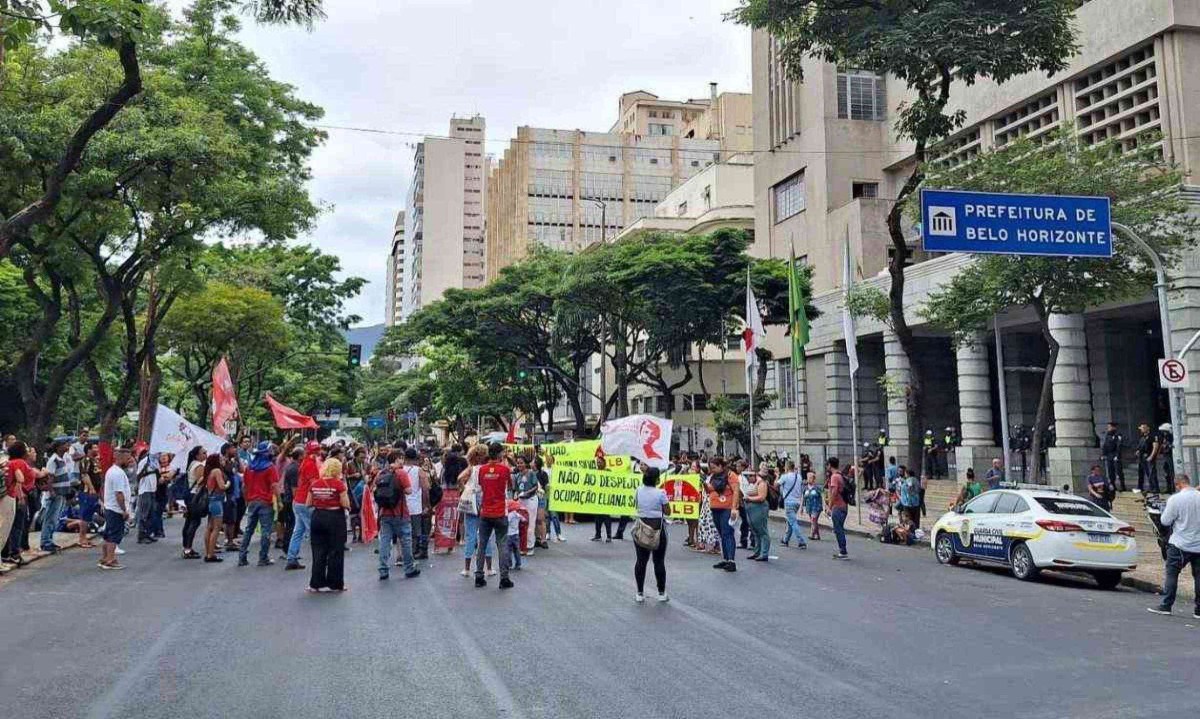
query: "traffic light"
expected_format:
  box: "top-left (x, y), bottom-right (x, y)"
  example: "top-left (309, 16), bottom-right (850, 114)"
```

top-left (517, 368), bottom-right (528, 380)
top-left (348, 344), bottom-right (362, 367)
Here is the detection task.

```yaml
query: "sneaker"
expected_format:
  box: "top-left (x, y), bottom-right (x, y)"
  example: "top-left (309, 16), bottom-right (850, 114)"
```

top-left (475, 576), bottom-right (487, 588)
top-left (379, 573), bottom-right (389, 581)
top-left (499, 577), bottom-right (514, 589)
top-left (284, 561), bottom-right (305, 570)
top-left (115, 547), bottom-right (126, 555)
top-left (486, 568), bottom-right (497, 577)
top-left (796, 543), bottom-right (808, 549)
top-left (237, 558), bottom-right (249, 567)
top-left (99, 561), bottom-right (124, 570)
top-left (591, 537), bottom-right (601, 542)
top-left (832, 553), bottom-right (848, 560)
top-left (780, 541), bottom-right (789, 547)
top-left (555, 536), bottom-right (566, 542)
top-left (404, 570), bottom-right (421, 579)
top-left (204, 556), bottom-right (224, 563)
top-left (257, 559), bottom-right (275, 567)
top-left (754, 556), bottom-right (769, 562)
top-left (634, 593), bottom-right (645, 603)
top-left (713, 561), bottom-right (729, 570)
top-left (1193, 610), bottom-right (1200, 620)
top-left (723, 562), bottom-right (737, 572)
top-left (1146, 606), bottom-right (1172, 616)
top-left (459, 569), bottom-right (470, 577)
top-left (656, 593), bottom-right (670, 603)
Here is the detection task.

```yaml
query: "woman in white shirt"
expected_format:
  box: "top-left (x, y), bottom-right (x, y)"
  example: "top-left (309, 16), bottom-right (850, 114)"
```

top-left (632, 467), bottom-right (671, 604)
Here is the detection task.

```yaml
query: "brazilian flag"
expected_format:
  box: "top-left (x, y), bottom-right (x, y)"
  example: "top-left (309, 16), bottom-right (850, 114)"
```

top-left (788, 248), bottom-right (809, 368)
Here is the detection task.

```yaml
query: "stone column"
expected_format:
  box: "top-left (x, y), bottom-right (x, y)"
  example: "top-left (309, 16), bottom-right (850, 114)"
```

top-left (883, 329), bottom-right (913, 464)
top-left (1167, 233), bottom-right (1200, 476)
top-left (825, 349), bottom-right (853, 461)
top-left (1047, 313), bottom-right (1096, 491)
top-left (955, 332), bottom-right (1000, 481)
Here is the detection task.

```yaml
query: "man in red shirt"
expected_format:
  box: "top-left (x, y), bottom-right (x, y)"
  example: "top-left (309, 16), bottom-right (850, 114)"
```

top-left (239, 442), bottom-right (280, 567)
top-left (475, 443), bottom-right (514, 589)
top-left (826, 457), bottom-right (849, 560)
top-left (285, 441), bottom-right (323, 570)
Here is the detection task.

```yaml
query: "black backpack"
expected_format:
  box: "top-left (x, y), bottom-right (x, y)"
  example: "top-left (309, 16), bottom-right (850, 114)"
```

top-left (709, 472), bottom-right (729, 494)
top-left (374, 469), bottom-right (401, 510)
top-left (840, 474), bottom-right (857, 506)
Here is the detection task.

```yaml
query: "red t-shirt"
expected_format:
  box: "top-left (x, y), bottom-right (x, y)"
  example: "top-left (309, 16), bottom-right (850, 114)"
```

top-left (243, 465), bottom-right (278, 504)
top-left (828, 472), bottom-right (847, 510)
top-left (6, 459), bottom-right (31, 499)
top-left (294, 456), bottom-right (320, 504)
top-left (206, 469), bottom-right (225, 493)
top-left (477, 461), bottom-right (511, 518)
top-left (309, 476), bottom-right (346, 510)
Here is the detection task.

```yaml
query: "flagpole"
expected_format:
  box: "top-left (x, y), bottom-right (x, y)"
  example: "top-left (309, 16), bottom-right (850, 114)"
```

top-left (747, 265), bottom-right (756, 465)
top-left (789, 234), bottom-right (802, 465)
top-left (842, 227), bottom-right (862, 525)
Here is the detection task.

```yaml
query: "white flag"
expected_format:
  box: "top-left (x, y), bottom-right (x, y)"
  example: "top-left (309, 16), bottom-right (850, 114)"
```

top-left (600, 414), bottom-right (673, 470)
top-left (743, 274), bottom-right (765, 372)
top-left (842, 231), bottom-right (859, 376)
top-left (148, 404), bottom-right (227, 472)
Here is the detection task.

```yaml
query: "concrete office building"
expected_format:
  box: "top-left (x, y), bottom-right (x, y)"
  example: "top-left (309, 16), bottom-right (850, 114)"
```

top-left (750, 0), bottom-right (1200, 488)
top-left (485, 86), bottom-right (751, 279)
top-left (399, 115), bottom-right (487, 322)
top-left (384, 210), bottom-right (405, 327)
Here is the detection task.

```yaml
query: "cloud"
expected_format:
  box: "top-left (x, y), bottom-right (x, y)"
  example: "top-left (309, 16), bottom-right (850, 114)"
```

top-left (237, 0), bottom-right (751, 325)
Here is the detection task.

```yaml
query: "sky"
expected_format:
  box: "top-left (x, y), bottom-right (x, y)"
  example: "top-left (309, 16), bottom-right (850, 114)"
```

top-left (235, 0), bottom-right (752, 326)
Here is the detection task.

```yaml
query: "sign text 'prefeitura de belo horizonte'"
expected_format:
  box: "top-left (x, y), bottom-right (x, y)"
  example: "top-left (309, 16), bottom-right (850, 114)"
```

top-left (920, 189), bottom-right (1112, 258)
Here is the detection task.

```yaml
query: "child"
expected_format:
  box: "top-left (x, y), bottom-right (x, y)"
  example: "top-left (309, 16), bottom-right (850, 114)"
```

top-left (802, 472), bottom-right (823, 541)
top-left (505, 500), bottom-right (525, 570)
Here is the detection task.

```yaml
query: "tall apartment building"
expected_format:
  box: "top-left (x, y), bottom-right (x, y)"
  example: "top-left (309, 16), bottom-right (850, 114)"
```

top-left (485, 86), bottom-right (751, 278)
top-left (398, 115), bottom-right (487, 321)
top-left (750, 0), bottom-right (1200, 489)
top-left (384, 210), bottom-right (405, 327)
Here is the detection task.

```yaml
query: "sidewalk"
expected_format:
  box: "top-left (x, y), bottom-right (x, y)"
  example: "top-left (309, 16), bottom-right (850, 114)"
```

top-left (0, 529), bottom-right (90, 577)
top-left (766, 507), bottom-right (1191, 600)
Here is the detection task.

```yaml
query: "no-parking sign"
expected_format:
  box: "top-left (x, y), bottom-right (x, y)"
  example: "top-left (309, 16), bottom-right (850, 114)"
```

top-left (1159, 358), bottom-right (1189, 388)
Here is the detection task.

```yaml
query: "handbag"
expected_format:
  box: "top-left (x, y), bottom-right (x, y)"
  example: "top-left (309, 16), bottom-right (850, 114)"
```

top-left (457, 466), bottom-right (479, 515)
top-left (631, 517), bottom-right (662, 550)
top-left (186, 476), bottom-right (210, 518)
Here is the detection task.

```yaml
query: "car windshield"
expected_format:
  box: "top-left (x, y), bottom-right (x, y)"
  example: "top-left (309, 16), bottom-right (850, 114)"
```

top-left (1033, 497), bottom-right (1109, 517)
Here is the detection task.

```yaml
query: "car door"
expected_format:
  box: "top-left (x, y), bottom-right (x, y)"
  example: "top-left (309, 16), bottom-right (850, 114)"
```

top-left (952, 492), bottom-right (1000, 558)
top-left (983, 492), bottom-right (1027, 563)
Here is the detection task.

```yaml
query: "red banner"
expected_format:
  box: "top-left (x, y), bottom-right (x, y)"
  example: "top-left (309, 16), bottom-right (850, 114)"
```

top-left (211, 357), bottom-right (238, 437)
top-left (433, 488), bottom-right (460, 552)
top-left (361, 481), bottom-right (379, 544)
top-left (263, 392), bottom-right (318, 430)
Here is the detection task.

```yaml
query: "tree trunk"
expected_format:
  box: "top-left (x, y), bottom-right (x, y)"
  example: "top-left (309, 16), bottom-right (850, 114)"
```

top-left (1030, 299), bottom-right (1060, 483)
top-left (886, 164), bottom-right (927, 472)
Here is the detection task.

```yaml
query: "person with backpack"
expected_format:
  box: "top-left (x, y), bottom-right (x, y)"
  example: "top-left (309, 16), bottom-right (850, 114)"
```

top-left (778, 460), bottom-right (807, 549)
top-left (803, 472), bottom-right (823, 541)
top-left (458, 443), bottom-right (495, 578)
top-left (826, 457), bottom-right (850, 560)
top-left (402, 448), bottom-right (431, 560)
top-left (704, 457), bottom-right (740, 572)
top-left (372, 450), bottom-right (419, 581)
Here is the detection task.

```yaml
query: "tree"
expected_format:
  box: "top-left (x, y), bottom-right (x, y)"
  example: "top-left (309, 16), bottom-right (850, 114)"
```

top-left (922, 129), bottom-right (1199, 478)
top-left (0, 0), bottom-right (324, 259)
top-left (729, 0), bottom-right (1080, 466)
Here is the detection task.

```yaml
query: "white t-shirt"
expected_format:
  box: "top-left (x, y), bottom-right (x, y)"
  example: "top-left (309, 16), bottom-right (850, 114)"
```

top-left (405, 465), bottom-right (423, 515)
top-left (507, 509), bottom-right (522, 536)
top-left (103, 465), bottom-right (131, 513)
top-left (1163, 486), bottom-right (1200, 553)
top-left (135, 458), bottom-right (158, 495)
top-left (635, 486), bottom-right (669, 519)
top-left (70, 441), bottom-right (86, 462)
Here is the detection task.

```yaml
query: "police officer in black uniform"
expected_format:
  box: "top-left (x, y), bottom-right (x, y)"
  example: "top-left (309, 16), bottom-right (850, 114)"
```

top-left (1101, 421), bottom-right (1125, 492)
top-left (923, 429), bottom-right (940, 479)
top-left (1136, 423), bottom-right (1160, 493)
top-left (942, 426), bottom-right (959, 479)
top-left (1157, 422), bottom-right (1175, 491)
top-left (861, 442), bottom-right (878, 490)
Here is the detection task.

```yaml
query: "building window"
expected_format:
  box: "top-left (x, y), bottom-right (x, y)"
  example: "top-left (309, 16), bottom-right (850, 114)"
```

top-left (690, 394), bottom-right (708, 411)
top-left (852, 182), bottom-right (879, 199)
top-left (773, 170), bottom-right (805, 223)
top-left (702, 186), bottom-right (712, 211)
top-left (608, 155), bottom-right (617, 162)
top-left (837, 70), bottom-right (887, 121)
top-left (676, 201), bottom-right (688, 217)
top-left (725, 335), bottom-right (741, 350)
top-left (649, 157), bottom-right (659, 164)
top-left (691, 160), bottom-right (700, 167)
top-left (649, 110), bottom-right (658, 118)
top-left (648, 123), bottom-right (675, 136)
top-left (655, 395), bottom-right (672, 414)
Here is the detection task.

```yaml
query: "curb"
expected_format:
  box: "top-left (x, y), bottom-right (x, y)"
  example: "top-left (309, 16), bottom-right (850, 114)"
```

top-left (0, 532), bottom-right (88, 578)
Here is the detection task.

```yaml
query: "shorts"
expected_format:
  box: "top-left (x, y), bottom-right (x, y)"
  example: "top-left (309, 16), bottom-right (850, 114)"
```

top-left (208, 497), bottom-right (225, 519)
top-left (103, 509), bottom-right (126, 544)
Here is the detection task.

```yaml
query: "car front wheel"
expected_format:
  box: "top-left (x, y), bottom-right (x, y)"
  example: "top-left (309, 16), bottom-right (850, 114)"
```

top-left (1010, 542), bottom-right (1040, 581)
top-left (934, 533), bottom-right (959, 565)
top-left (1093, 570), bottom-right (1122, 590)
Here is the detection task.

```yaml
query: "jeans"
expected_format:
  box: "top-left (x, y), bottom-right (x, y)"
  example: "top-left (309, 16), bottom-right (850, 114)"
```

top-left (507, 535), bottom-right (522, 568)
top-left (137, 491), bottom-right (156, 540)
top-left (287, 503), bottom-right (314, 563)
top-left (309, 508), bottom-right (346, 591)
top-left (634, 520), bottom-right (667, 594)
top-left (410, 515), bottom-right (428, 557)
top-left (152, 496), bottom-right (166, 536)
top-left (782, 502), bottom-right (807, 547)
top-left (547, 512), bottom-right (562, 539)
top-left (711, 507), bottom-right (735, 562)
top-left (379, 515), bottom-right (414, 576)
top-left (474, 515), bottom-right (510, 581)
top-left (831, 507), bottom-right (848, 555)
top-left (463, 513), bottom-right (493, 559)
top-left (40, 493), bottom-right (66, 549)
top-left (1158, 545), bottom-right (1200, 612)
top-left (239, 501), bottom-right (275, 563)
top-left (747, 502), bottom-right (770, 557)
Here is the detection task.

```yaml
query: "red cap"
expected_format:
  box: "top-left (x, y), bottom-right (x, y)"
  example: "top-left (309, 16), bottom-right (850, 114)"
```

top-left (305, 441), bottom-right (321, 453)
top-left (132, 441), bottom-right (149, 457)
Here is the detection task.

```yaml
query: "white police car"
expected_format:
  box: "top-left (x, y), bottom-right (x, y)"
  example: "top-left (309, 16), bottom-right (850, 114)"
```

top-left (931, 488), bottom-right (1137, 589)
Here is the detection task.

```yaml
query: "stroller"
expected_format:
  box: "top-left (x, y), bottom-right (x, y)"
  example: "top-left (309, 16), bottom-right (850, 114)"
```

top-left (1142, 493), bottom-right (1173, 561)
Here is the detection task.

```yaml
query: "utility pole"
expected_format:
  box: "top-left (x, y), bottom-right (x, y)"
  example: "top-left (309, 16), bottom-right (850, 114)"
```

top-left (585, 197), bottom-right (608, 429)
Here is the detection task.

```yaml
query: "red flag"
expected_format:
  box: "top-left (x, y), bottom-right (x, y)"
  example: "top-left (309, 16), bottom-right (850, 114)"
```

top-left (211, 357), bottom-right (238, 437)
top-left (505, 415), bottom-right (517, 443)
top-left (360, 480), bottom-right (378, 543)
top-left (263, 392), bottom-right (318, 430)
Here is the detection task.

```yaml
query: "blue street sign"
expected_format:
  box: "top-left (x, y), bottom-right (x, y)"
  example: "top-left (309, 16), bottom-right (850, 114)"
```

top-left (366, 417), bottom-right (385, 429)
top-left (920, 189), bottom-right (1112, 258)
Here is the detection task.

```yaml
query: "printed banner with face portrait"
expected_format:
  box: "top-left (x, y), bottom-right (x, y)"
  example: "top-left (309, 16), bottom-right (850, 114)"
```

top-left (600, 414), bottom-right (672, 470)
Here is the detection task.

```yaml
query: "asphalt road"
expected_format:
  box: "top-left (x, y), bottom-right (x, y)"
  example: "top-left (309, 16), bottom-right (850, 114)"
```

top-left (1, 518), bottom-right (1197, 719)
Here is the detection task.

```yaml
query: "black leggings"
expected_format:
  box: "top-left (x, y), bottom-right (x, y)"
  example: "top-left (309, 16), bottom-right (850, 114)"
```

top-left (633, 521), bottom-right (667, 594)
top-left (310, 509), bottom-right (346, 590)
top-left (182, 511), bottom-right (203, 551)
top-left (594, 515), bottom-right (612, 539)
